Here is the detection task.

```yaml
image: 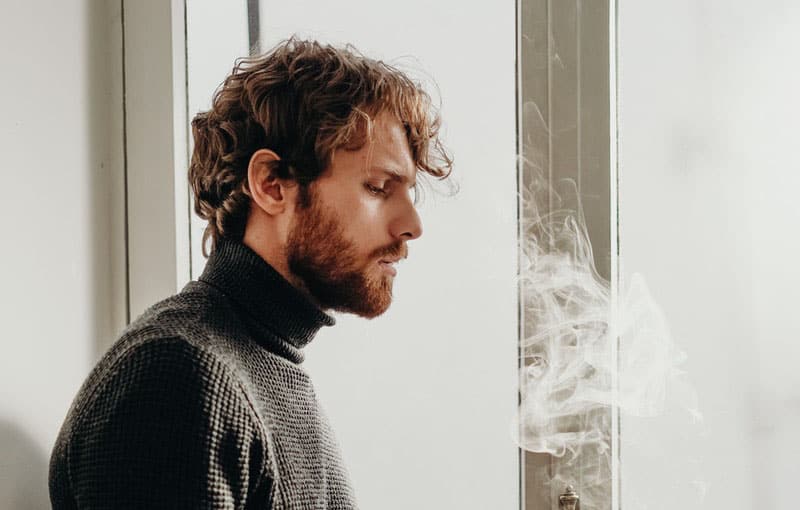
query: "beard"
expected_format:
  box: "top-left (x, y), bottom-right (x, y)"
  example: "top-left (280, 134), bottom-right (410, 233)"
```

top-left (286, 185), bottom-right (405, 318)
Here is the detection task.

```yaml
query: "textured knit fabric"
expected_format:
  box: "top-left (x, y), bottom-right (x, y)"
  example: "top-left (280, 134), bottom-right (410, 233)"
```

top-left (49, 240), bottom-right (359, 509)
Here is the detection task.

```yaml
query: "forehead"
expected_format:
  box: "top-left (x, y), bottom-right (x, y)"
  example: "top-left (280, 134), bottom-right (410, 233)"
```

top-left (365, 112), bottom-right (415, 175)
top-left (319, 111), bottom-right (417, 188)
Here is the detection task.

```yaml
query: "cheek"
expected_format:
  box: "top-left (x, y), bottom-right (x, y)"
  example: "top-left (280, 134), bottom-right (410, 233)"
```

top-left (336, 188), bottom-right (381, 223)
top-left (337, 200), bottom-right (385, 249)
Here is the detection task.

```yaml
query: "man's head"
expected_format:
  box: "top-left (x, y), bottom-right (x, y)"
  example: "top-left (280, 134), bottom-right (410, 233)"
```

top-left (189, 38), bottom-right (452, 318)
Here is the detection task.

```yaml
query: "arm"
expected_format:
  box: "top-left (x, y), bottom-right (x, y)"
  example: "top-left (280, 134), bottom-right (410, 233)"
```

top-left (66, 338), bottom-right (269, 509)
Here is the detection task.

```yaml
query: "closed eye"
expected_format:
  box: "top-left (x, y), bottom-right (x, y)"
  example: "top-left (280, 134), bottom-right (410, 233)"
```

top-left (365, 183), bottom-right (388, 196)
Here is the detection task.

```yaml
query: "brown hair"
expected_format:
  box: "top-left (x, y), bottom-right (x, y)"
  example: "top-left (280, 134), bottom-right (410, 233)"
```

top-left (189, 37), bottom-right (453, 256)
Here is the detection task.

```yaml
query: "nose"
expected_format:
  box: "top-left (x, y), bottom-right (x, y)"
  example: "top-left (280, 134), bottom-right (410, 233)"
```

top-left (391, 197), bottom-right (423, 241)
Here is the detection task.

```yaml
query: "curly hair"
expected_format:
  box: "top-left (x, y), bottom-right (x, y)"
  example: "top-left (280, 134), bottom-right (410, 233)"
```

top-left (189, 37), bottom-right (453, 256)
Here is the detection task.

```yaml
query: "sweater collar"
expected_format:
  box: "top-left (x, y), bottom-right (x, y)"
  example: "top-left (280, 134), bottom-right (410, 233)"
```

top-left (198, 239), bottom-right (336, 363)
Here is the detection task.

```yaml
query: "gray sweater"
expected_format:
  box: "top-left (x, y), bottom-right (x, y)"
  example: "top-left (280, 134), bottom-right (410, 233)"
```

top-left (49, 240), bottom-right (358, 509)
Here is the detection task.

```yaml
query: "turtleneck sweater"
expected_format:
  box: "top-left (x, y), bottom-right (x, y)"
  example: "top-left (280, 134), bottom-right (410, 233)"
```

top-left (49, 240), bottom-right (359, 509)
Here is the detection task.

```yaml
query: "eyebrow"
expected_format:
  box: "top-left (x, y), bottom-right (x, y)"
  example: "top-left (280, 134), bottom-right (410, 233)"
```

top-left (372, 166), bottom-right (417, 188)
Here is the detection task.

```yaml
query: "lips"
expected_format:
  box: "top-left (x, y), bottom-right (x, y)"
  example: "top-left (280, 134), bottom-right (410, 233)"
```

top-left (376, 248), bottom-right (406, 276)
top-left (378, 259), bottom-right (399, 276)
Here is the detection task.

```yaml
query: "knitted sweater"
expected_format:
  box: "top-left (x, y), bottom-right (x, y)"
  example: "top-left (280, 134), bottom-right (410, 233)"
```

top-left (49, 240), bottom-right (359, 509)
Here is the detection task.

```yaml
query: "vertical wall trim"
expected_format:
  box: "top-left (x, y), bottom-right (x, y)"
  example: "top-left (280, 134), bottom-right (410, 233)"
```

top-left (609, 1), bottom-right (620, 508)
top-left (122, 0), bottom-right (190, 320)
top-left (120, 0), bottom-right (131, 326)
top-left (515, 0), bottom-right (526, 504)
top-left (183, 0), bottom-right (194, 282)
top-left (576, 0), bottom-right (582, 192)
top-left (172, 0), bottom-right (191, 290)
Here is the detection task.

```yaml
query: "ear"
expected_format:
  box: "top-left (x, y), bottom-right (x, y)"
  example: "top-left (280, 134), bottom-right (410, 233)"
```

top-left (247, 149), bottom-right (297, 216)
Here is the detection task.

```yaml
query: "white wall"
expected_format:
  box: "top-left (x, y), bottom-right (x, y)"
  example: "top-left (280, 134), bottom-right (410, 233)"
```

top-left (618, 1), bottom-right (800, 509)
top-left (186, 1), bottom-right (520, 508)
top-left (0, 0), bottom-right (125, 507)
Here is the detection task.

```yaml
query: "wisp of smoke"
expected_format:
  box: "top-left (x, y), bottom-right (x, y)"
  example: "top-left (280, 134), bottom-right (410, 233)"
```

top-left (511, 171), bottom-right (702, 509)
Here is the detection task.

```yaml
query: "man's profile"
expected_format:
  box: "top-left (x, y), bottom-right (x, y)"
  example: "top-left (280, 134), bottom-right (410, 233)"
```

top-left (49, 38), bottom-right (451, 508)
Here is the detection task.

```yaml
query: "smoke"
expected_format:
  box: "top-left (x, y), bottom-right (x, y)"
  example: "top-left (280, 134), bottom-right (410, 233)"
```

top-left (512, 172), bottom-right (703, 509)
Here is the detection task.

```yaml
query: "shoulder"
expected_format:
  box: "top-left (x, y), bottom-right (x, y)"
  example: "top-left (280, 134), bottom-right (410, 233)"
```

top-left (77, 280), bottom-right (266, 423)
top-left (63, 336), bottom-right (270, 472)
top-left (107, 281), bottom-right (260, 377)
top-left (54, 337), bottom-right (272, 507)
top-left (122, 280), bottom-right (240, 344)
top-left (72, 336), bottom-right (262, 435)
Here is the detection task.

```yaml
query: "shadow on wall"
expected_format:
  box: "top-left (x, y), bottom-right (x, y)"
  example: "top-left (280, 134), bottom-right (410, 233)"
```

top-left (0, 419), bottom-right (50, 509)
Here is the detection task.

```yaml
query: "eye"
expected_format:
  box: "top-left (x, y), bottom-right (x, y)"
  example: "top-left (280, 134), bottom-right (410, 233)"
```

top-left (365, 183), bottom-right (388, 197)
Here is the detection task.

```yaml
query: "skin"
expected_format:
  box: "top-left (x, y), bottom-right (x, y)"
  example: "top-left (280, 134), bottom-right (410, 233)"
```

top-left (242, 110), bottom-right (422, 318)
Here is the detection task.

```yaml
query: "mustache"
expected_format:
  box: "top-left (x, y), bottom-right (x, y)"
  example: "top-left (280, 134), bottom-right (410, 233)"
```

top-left (374, 243), bottom-right (407, 260)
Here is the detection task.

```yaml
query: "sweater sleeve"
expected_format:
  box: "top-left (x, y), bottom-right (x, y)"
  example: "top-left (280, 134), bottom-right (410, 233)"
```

top-left (65, 338), bottom-right (270, 509)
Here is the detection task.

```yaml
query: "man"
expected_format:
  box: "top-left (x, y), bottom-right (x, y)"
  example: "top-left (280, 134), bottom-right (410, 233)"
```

top-left (49, 38), bottom-right (452, 508)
